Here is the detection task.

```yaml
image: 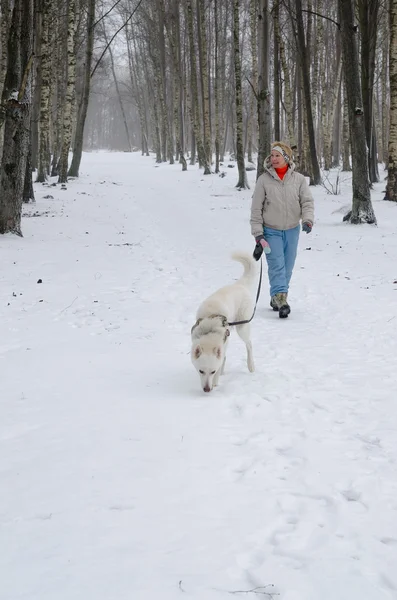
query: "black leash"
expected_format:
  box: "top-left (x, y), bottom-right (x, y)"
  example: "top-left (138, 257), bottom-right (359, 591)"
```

top-left (228, 258), bottom-right (263, 327)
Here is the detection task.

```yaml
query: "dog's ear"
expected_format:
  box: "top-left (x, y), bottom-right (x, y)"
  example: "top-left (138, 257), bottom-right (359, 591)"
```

top-left (193, 345), bottom-right (202, 359)
top-left (213, 346), bottom-right (222, 359)
top-left (191, 318), bottom-right (202, 334)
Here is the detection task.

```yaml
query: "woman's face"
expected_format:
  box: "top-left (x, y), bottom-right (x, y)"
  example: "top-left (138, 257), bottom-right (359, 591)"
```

top-left (270, 150), bottom-right (287, 169)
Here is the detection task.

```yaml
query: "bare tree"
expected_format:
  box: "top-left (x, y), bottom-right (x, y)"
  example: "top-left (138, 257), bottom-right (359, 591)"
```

top-left (256, 0), bottom-right (271, 179)
top-left (233, 0), bottom-right (248, 188)
top-left (357, 0), bottom-right (380, 183)
top-left (273, 0), bottom-right (296, 148)
top-left (197, 0), bottom-right (211, 173)
top-left (0, 0), bottom-right (34, 235)
top-left (69, 0), bottom-right (96, 176)
top-left (36, 0), bottom-right (52, 182)
top-left (247, 0), bottom-right (258, 163)
top-left (385, 0), bottom-right (397, 201)
top-left (58, 0), bottom-right (77, 183)
top-left (293, 0), bottom-right (321, 183)
top-left (339, 0), bottom-right (376, 223)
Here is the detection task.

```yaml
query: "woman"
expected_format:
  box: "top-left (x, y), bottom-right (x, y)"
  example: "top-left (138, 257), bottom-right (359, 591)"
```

top-left (250, 141), bottom-right (314, 318)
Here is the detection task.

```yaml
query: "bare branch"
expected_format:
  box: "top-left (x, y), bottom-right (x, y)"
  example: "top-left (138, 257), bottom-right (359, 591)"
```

top-left (91, 0), bottom-right (123, 31)
top-left (246, 76), bottom-right (259, 101)
top-left (302, 9), bottom-right (340, 29)
top-left (91, 0), bottom-right (145, 79)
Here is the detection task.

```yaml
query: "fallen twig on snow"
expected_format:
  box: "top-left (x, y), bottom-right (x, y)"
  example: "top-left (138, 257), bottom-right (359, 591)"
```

top-left (228, 584), bottom-right (279, 597)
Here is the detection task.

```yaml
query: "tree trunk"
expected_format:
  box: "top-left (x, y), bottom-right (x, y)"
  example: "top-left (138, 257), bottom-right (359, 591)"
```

top-left (294, 0), bottom-right (321, 184)
top-left (358, 0), bottom-right (380, 183)
top-left (381, 19), bottom-right (389, 166)
top-left (130, 29), bottom-right (149, 156)
top-left (234, 0), bottom-right (248, 188)
top-left (58, 0), bottom-right (77, 184)
top-left (51, 6), bottom-right (64, 177)
top-left (186, 0), bottom-right (205, 167)
top-left (339, 0), bottom-right (376, 223)
top-left (273, 0), bottom-right (280, 141)
top-left (0, 0), bottom-right (12, 156)
top-left (68, 0), bottom-right (95, 177)
top-left (23, 141), bottom-right (35, 203)
top-left (214, 0), bottom-right (220, 172)
top-left (342, 83), bottom-right (351, 171)
top-left (247, 0), bottom-right (258, 163)
top-left (324, 53), bottom-right (342, 170)
top-left (169, 0), bottom-right (187, 170)
top-left (197, 0), bottom-right (211, 173)
top-left (256, 0), bottom-right (271, 180)
top-left (274, 0), bottom-right (296, 149)
top-left (36, 0), bottom-right (52, 182)
top-left (31, 0), bottom-right (42, 171)
top-left (107, 32), bottom-right (131, 152)
top-left (386, 0), bottom-right (397, 201)
top-left (0, 0), bottom-right (34, 235)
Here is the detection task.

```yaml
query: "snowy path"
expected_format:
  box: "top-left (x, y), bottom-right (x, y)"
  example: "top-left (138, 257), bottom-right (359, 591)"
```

top-left (1, 152), bottom-right (397, 600)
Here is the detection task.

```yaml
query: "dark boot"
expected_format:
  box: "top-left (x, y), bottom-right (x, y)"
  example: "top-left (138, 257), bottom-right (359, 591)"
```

top-left (274, 292), bottom-right (290, 318)
top-left (270, 296), bottom-right (279, 311)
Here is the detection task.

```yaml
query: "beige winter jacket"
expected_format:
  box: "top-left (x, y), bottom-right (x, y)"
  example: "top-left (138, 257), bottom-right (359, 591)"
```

top-left (250, 159), bottom-right (314, 237)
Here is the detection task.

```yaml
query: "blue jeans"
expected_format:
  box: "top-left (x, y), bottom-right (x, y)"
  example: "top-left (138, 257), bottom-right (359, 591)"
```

top-left (263, 225), bottom-right (300, 297)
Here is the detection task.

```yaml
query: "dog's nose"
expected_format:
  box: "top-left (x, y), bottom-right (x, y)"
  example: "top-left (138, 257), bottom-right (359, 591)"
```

top-left (203, 386), bottom-right (211, 393)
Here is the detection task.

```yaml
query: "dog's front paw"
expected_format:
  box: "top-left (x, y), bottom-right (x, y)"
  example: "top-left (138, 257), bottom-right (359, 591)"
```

top-left (248, 359), bottom-right (255, 373)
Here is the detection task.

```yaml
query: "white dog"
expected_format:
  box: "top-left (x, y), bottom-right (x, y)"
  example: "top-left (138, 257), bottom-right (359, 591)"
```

top-left (191, 252), bottom-right (257, 393)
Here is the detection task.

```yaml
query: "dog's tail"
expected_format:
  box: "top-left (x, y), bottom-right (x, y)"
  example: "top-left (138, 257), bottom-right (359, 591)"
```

top-left (231, 251), bottom-right (257, 286)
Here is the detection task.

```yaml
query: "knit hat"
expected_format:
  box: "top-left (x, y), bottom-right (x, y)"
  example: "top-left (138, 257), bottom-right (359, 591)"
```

top-left (271, 141), bottom-right (293, 165)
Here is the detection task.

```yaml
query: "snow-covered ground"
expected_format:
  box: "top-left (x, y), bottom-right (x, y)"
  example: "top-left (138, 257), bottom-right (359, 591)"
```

top-left (1, 151), bottom-right (397, 600)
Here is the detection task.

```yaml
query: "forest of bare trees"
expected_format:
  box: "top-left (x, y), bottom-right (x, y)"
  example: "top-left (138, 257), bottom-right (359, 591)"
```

top-left (1, 0), bottom-right (397, 236)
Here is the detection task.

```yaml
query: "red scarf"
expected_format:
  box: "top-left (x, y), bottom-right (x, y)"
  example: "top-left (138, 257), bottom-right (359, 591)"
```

top-left (275, 165), bottom-right (288, 180)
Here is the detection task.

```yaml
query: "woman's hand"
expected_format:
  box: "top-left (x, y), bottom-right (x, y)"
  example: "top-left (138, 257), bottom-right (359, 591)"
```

top-left (253, 236), bottom-right (271, 260)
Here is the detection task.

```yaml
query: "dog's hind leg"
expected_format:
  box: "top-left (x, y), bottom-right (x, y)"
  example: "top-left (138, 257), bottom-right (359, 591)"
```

top-left (236, 324), bottom-right (255, 372)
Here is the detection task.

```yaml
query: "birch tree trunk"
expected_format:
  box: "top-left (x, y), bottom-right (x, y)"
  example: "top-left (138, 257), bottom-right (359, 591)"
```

top-left (273, 0), bottom-right (281, 141)
top-left (58, 0), bottom-right (77, 183)
top-left (342, 84), bottom-right (351, 170)
top-left (247, 0), bottom-right (258, 162)
top-left (169, 0), bottom-right (187, 170)
top-left (274, 0), bottom-right (296, 149)
top-left (158, 0), bottom-right (173, 163)
top-left (381, 24), bottom-right (389, 166)
top-left (339, 0), bottom-right (376, 223)
top-left (385, 0), bottom-right (397, 201)
top-left (31, 0), bottom-right (42, 170)
top-left (197, 0), bottom-right (211, 173)
top-left (234, 0), bottom-right (248, 188)
top-left (186, 0), bottom-right (205, 167)
top-left (0, 0), bottom-right (34, 235)
top-left (257, 0), bottom-right (271, 179)
top-left (214, 0), bottom-right (220, 172)
top-left (332, 30), bottom-right (342, 167)
top-left (36, 0), bottom-right (51, 182)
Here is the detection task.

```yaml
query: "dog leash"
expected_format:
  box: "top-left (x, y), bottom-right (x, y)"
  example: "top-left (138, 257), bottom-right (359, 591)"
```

top-left (228, 258), bottom-right (263, 327)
